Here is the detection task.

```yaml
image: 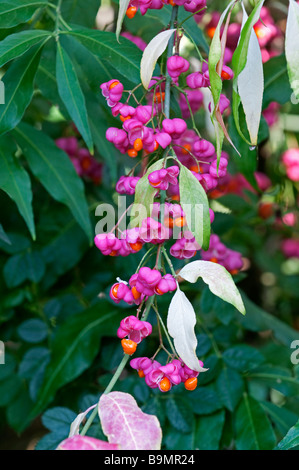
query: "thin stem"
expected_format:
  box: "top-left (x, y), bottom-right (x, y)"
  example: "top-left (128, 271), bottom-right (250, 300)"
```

top-left (55, 0), bottom-right (62, 33)
top-left (164, 5), bottom-right (179, 119)
top-left (80, 355), bottom-right (129, 436)
top-left (136, 244), bottom-right (156, 273)
top-left (183, 30), bottom-right (206, 63)
top-left (161, 245), bottom-right (177, 278)
top-left (80, 295), bottom-right (155, 436)
top-left (153, 306), bottom-right (179, 359)
top-left (178, 7), bottom-right (207, 27)
top-left (173, 84), bottom-right (201, 138)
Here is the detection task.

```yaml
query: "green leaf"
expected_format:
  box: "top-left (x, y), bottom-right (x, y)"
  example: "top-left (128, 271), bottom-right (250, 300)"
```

top-left (17, 319), bottom-right (48, 343)
top-left (228, 113), bottom-right (258, 190)
top-left (59, 35), bottom-right (119, 180)
top-left (0, 375), bottom-right (23, 406)
top-left (194, 410), bottom-right (226, 450)
top-left (263, 55), bottom-right (292, 108)
top-left (3, 251), bottom-right (45, 287)
top-left (189, 385), bottom-right (223, 415)
top-left (0, 135), bottom-right (35, 239)
top-left (222, 345), bottom-right (265, 372)
top-left (18, 347), bottom-right (51, 392)
top-left (0, 30), bottom-right (51, 68)
top-left (209, 0), bottom-right (236, 109)
top-left (277, 419), bottom-right (299, 450)
top-left (166, 396), bottom-right (195, 434)
top-left (60, 0), bottom-right (99, 28)
top-left (66, 30), bottom-right (142, 85)
top-left (216, 368), bottom-right (244, 412)
top-left (35, 431), bottom-right (67, 450)
top-left (0, 1), bottom-right (49, 28)
top-left (116, 0), bottom-right (131, 41)
top-left (0, 224), bottom-right (11, 245)
top-left (41, 212), bottom-right (90, 289)
top-left (35, 41), bottom-right (68, 115)
top-left (261, 402), bottom-right (298, 436)
top-left (24, 302), bottom-right (123, 430)
top-left (41, 407), bottom-right (77, 433)
top-left (239, 291), bottom-right (299, 347)
top-left (6, 388), bottom-right (34, 432)
top-left (0, 42), bottom-right (45, 136)
top-left (247, 365), bottom-right (299, 397)
top-left (56, 41), bottom-right (93, 153)
top-left (235, 394), bottom-right (276, 450)
top-left (179, 164), bottom-right (211, 251)
top-left (13, 123), bottom-right (92, 243)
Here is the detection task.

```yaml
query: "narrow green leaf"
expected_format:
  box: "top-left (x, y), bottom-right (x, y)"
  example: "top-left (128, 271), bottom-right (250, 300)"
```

top-left (216, 368), bottom-right (244, 412)
top-left (179, 164), bottom-right (211, 251)
top-left (0, 30), bottom-right (51, 68)
top-left (262, 402), bottom-right (298, 436)
top-left (66, 30), bottom-right (142, 85)
top-left (209, 0), bottom-right (236, 110)
top-left (0, 42), bottom-right (45, 136)
top-left (60, 0), bottom-right (99, 28)
top-left (24, 303), bottom-right (124, 430)
top-left (235, 394), bottom-right (276, 450)
top-left (0, 224), bottom-right (11, 245)
top-left (17, 318), bottom-right (48, 343)
top-left (277, 419), bottom-right (299, 450)
top-left (0, 135), bottom-right (35, 239)
top-left (263, 55), bottom-right (292, 108)
top-left (3, 251), bottom-right (45, 287)
top-left (12, 122), bottom-right (92, 242)
top-left (166, 396), bottom-right (195, 434)
top-left (195, 411), bottom-right (226, 450)
top-left (247, 365), bottom-right (299, 396)
top-left (56, 41), bottom-right (93, 153)
top-left (179, 260), bottom-right (245, 314)
top-left (232, 0), bottom-right (264, 145)
top-left (208, 0), bottom-right (238, 160)
top-left (116, 0), bottom-right (131, 41)
top-left (189, 385), bottom-right (223, 415)
top-left (222, 345), bottom-right (265, 372)
top-left (0, 1), bottom-right (49, 28)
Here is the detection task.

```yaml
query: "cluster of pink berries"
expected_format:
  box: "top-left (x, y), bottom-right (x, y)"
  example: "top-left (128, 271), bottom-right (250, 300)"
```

top-left (130, 356), bottom-right (204, 392)
top-left (116, 313), bottom-right (204, 392)
top-left (94, 3), bottom-right (250, 395)
top-left (125, 0), bottom-right (207, 20)
top-left (97, 69), bottom-right (243, 264)
top-left (110, 267), bottom-right (177, 306)
top-left (200, 234), bottom-right (243, 275)
top-left (56, 137), bottom-right (102, 185)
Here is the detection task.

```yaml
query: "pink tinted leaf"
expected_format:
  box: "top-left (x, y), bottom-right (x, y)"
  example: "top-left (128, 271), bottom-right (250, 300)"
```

top-left (57, 435), bottom-right (119, 450)
top-left (98, 391), bottom-right (162, 450)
